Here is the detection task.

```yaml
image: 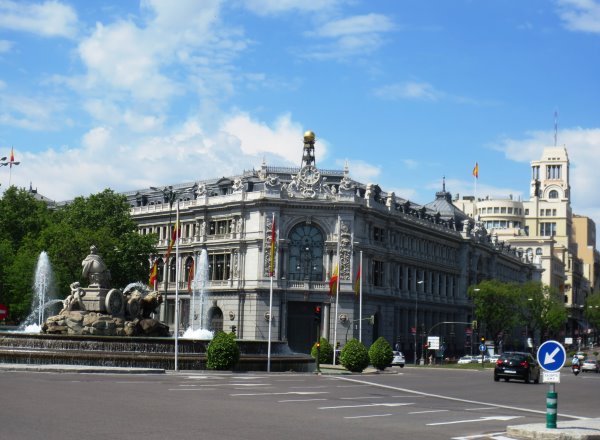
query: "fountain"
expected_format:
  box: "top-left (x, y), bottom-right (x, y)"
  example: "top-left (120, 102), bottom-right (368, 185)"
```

top-left (19, 251), bottom-right (59, 332)
top-left (0, 246), bottom-right (314, 371)
top-left (182, 249), bottom-right (213, 340)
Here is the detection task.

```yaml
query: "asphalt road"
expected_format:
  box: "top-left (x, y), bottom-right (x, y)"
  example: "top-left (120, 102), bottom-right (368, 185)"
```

top-left (1, 366), bottom-right (598, 440)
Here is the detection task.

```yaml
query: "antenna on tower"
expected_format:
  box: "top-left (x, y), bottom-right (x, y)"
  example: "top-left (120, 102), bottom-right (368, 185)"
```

top-left (554, 109), bottom-right (558, 147)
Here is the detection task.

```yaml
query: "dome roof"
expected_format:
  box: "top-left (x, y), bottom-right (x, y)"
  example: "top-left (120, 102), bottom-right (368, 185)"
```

top-left (424, 182), bottom-right (470, 229)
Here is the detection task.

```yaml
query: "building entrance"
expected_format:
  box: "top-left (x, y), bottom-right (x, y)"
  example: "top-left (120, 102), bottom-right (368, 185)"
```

top-left (287, 301), bottom-right (320, 354)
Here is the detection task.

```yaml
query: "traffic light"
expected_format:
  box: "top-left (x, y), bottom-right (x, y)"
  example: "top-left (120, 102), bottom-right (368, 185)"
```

top-left (480, 336), bottom-right (485, 343)
top-left (314, 306), bottom-right (322, 322)
top-left (316, 341), bottom-right (321, 349)
top-left (472, 320), bottom-right (477, 330)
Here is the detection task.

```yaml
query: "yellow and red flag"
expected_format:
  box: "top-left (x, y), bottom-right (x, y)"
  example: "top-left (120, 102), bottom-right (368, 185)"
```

top-left (354, 266), bottom-right (361, 296)
top-left (149, 260), bottom-right (158, 287)
top-left (472, 162), bottom-right (479, 179)
top-left (187, 259), bottom-right (195, 292)
top-left (164, 220), bottom-right (180, 260)
top-left (269, 214), bottom-right (276, 277)
top-left (329, 264), bottom-right (339, 296)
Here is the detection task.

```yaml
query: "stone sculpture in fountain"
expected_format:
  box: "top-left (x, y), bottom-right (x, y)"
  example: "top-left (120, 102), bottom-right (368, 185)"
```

top-left (42, 245), bottom-right (169, 337)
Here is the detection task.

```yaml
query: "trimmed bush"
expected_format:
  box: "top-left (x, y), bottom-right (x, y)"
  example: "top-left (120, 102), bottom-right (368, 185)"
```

top-left (206, 331), bottom-right (240, 370)
top-left (340, 338), bottom-right (369, 373)
top-left (311, 337), bottom-right (333, 364)
top-left (369, 337), bottom-right (393, 370)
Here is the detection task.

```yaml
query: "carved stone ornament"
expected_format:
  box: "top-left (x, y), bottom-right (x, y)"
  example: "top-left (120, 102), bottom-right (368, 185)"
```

top-left (263, 214), bottom-right (276, 277)
top-left (285, 165), bottom-right (335, 199)
top-left (232, 178), bottom-right (244, 193)
top-left (338, 220), bottom-right (353, 281)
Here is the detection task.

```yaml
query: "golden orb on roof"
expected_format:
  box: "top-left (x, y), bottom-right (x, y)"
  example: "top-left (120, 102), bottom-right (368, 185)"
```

top-left (303, 130), bottom-right (316, 143)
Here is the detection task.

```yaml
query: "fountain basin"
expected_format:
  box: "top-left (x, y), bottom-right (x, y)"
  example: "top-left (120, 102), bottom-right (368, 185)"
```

top-left (0, 332), bottom-right (315, 372)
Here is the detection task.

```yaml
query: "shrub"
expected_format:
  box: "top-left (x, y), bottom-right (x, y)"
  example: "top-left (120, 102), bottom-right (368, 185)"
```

top-left (369, 337), bottom-right (393, 370)
top-left (206, 331), bottom-right (240, 370)
top-left (311, 337), bottom-right (333, 364)
top-left (340, 338), bottom-right (369, 373)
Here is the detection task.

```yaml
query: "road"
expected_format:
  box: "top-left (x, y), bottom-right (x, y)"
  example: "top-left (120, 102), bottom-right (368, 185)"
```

top-left (1, 366), bottom-right (598, 440)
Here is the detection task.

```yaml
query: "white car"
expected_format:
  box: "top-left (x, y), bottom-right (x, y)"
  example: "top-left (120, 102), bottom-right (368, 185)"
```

top-left (391, 351), bottom-right (405, 367)
top-left (457, 355), bottom-right (477, 364)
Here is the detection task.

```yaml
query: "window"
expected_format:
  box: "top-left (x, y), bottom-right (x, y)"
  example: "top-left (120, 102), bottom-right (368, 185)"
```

top-left (287, 223), bottom-right (324, 281)
top-left (525, 209), bottom-right (529, 215)
top-left (507, 208), bottom-right (513, 214)
top-left (494, 207), bottom-right (499, 213)
top-left (501, 207), bottom-right (506, 214)
top-left (552, 209), bottom-right (557, 216)
top-left (549, 190), bottom-right (559, 199)
top-left (208, 219), bottom-right (233, 236)
top-left (209, 253), bottom-right (231, 281)
top-left (540, 222), bottom-right (556, 237)
top-left (373, 260), bottom-right (384, 287)
top-left (540, 210), bottom-right (544, 216)
top-left (536, 248), bottom-right (543, 255)
top-left (184, 257), bottom-right (194, 282)
top-left (373, 226), bottom-right (385, 243)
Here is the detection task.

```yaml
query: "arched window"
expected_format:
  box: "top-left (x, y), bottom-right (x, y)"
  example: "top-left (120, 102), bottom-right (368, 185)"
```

top-left (208, 307), bottom-right (223, 332)
top-left (169, 257), bottom-right (176, 282)
top-left (287, 222), bottom-right (325, 281)
top-left (536, 248), bottom-right (543, 255)
top-left (549, 190), bottom-right (559, 199)
top-left (157, 258), bottom-right (165, 282)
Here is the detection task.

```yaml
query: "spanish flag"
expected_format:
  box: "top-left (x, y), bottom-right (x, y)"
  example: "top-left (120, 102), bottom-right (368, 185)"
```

top-left (269, 214), bottom-right (276, 277)
top-left (329, 264), bottom-right (339, 296)
top-left (472, 162), bottom-right (479, 179)
top-left (165, 220), bottom-right (180, 260)
top-left (187, 259), bottom-right (195, 292)
top-left (354, 266), bottom-right (361, 296)
top-left (149, 260), bottom-right (158, 287)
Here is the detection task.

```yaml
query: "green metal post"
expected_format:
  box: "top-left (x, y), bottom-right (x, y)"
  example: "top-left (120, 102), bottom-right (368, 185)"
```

top-left (546, 385), bottom-right (557, 429)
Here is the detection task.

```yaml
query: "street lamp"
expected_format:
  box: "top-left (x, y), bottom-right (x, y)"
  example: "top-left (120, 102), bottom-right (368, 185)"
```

top-left (150, 185), bottom-right (185, 333)
top-left (415, 279), bottom-right (424, 365)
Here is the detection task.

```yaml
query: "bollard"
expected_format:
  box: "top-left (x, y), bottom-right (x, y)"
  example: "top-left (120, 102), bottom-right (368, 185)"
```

top-left (546, 389), bottom-right (557, 429)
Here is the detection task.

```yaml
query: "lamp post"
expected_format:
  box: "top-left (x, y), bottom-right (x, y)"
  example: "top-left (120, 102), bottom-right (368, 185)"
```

top-left (472, 288), bottom-right (480, 355)
top-left (1, 149), bottom-right (20, 186)
top-left (150, 185), bottom-right (184, 333)
top-left (415, 279), bottom-right (424, 365)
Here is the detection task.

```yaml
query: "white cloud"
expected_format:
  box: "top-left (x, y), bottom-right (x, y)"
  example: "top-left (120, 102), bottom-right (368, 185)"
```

top-left (0, 0), bottom-right (78, 38)
top-left (242, 0), bottom-right (342, 16)
top-left (0, 39), bottom-right (13, 52)
top-left (7, 111), bottom-right (311, 200)
top-left (493, 126), bottom-right (600, 218)
top-left (0, 92), bottom-right (65, 130)
top-left (373, 81), bottom-right (442, 101)
top-left (340, 159), bottom-right (381, 184)
top-left (303, 13), bottom-right (396, 60)
top-left (556, 0), bottom-right (600, 34)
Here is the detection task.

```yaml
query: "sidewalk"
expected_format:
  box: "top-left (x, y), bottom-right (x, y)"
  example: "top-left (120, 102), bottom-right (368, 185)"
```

top-left (507, 419), bottom-right (600, 440)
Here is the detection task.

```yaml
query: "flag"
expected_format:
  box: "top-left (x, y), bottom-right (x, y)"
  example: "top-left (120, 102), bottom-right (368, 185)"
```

top-left (10, 147), bottom-right (14, 162)
top-left (269, 213), bottom-right (276, 277)
top-left (472, 162), bottom-right (479, 179)
top-left (164, 219), bottom-right (180, 260)
top-left (149, 260), bottom-right (158, 287)
top-left (187, 259), bottom-right (195, 292)
top-left (354, 266), bottom-right (361, 296)
top-left (329, 264), bottom-right (339, 296)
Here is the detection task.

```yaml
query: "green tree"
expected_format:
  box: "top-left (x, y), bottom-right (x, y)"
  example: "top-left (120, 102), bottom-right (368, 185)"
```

top-left (519, 281), bottom-right (567, 342)
top-left (368, 336), bottom-right (393, 370)
top-left (340, 338), bottom-right (370, 373)
top-left (469, 280), bottom-right (522, 345)
top-left (585, 293), bottom-right (600, 330)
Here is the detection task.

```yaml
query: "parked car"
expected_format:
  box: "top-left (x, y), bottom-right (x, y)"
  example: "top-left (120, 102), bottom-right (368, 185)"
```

top-left (457, 355), bottom-right (477, 364)
top-left (488, 354), bottom-right (500, 364)
top-left (581, 358), bottom-right (599, 373)
top-left (494, 351), bottom-right (540, 384)
top-left (391, 351), bottom-right (405, 367)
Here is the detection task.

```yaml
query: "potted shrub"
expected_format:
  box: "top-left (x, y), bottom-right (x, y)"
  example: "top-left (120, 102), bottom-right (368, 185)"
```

top-left (340, 338), bottom-right (369, 373)
top-left (369, 337), bottom-right (393, 370)
top-left (206, 331), bottom-right (240, 370)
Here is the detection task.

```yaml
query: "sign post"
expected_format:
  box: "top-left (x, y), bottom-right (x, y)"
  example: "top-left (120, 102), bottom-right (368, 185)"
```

top-left (537, 340), bottom-right (566, 429)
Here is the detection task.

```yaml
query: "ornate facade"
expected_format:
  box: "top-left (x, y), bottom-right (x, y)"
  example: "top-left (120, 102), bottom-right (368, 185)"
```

top-left (127, 132), bottom-right (535, 360)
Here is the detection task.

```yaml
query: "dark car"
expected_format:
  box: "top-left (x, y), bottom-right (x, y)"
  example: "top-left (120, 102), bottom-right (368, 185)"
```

top-left (494, 351), bottom-right (540, 384)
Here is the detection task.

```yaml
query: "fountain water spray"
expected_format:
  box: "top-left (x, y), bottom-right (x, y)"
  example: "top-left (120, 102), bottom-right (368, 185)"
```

top-left (20, 251), bottom-right (56, 332)
top-left (182, 249), bottom-right (213, 339)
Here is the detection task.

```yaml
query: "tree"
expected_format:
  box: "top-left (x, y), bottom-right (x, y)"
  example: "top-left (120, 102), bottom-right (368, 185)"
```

top-left (469, 280), bottom-right (522, 345)
top-left (585, 293), bottom-right (600, 330)
top-left (518, 281), bottom-right (567, 343)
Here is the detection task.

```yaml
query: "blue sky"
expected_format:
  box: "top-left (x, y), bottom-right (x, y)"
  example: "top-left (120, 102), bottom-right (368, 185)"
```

top-left (1, 0), bottom-right (599, 225)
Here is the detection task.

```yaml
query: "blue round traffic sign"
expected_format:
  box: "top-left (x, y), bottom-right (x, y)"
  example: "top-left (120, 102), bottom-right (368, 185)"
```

top-left (479, 344), bottom-right (486, 352)
top-left (536, 340), bottom-right (566, 372)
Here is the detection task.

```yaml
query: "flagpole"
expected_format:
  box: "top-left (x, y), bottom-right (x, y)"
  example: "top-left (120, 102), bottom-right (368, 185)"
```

top-left (267, 212), bottom-right (276, 373)
top-left (174, 201), bottom-right (180, 372)
top-left (333, 215), bottom-right (341, 365)
top-left (359, 250), bottom-right (363, 343)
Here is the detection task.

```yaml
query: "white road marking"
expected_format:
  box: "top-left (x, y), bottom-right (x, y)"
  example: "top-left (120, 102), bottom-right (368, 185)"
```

top-left (340, 396), bottom-right (385, 400)
top-left (427, 416), bottom-right (522, 426)
top-left (408, 409), bottom-right (449, 414)
top-left (331, 376), bottom-right (587, 420)
top-left (319, 403), bottom-right (414, 410)
top-left (464, 407), bottom-right (495, 411)
top-left (230, 391), bottom-right (329, 396)
top-left (168, 388), bottom-right (216, 391)
top-left (278, 398), bottom-right (328, 403)
top-left (344, 414), bottom-right (393, 419)
top-left (451, 433), bottom-right (511, 440)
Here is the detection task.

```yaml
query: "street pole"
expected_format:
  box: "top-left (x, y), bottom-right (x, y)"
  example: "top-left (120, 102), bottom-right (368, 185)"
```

top-left (415, 279), bottom-right (424, 365)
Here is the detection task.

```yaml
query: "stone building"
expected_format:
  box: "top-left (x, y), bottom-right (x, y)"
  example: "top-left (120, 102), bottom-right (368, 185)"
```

top-left (126, 131), bottom-right (535, 360)
top-left (456, 146), bottom-right (600, 341)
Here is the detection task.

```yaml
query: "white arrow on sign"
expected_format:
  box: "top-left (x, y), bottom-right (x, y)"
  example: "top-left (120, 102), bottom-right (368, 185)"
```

top-left (544, 347), bottom-right (561, 365)
top-left (427, 416), bottom-right (522, 426)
